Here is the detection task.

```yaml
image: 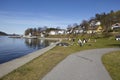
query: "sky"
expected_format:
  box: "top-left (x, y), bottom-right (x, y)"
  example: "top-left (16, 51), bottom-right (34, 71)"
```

top-left (0, 0), bottom-right (120, 34)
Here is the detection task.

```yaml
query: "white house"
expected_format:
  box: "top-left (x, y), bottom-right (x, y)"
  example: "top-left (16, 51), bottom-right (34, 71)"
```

top-left (58, 29), bottom-right (66, 34)
top-left (111, 23), bottom-right (120, 30)
top-left (66, 28), bottom-right (73, 34)
top-left (73, 27), bottom-right (84, 34)
top-left (95, 21), bottom-right (101, 26)
top-left (48, 29), bottom-right (66, 35)
top-left (49, 30), bottom-right (58, 35)
top-left (40, 33), bottom-right (45, 38)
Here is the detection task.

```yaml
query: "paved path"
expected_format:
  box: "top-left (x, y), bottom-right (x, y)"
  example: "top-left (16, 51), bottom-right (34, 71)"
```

top-left (42, 48), bottom-right (120, 80)
top-left (0, 42), bottom-right (59, 78)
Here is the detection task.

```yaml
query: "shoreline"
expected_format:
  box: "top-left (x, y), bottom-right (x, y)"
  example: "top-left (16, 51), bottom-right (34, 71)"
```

top-left (22, 36), bottom-right (68, 40)
top-left (0, 41), bottom-right (59, 78)
top-left (39, 37), bottom-right (68, 41)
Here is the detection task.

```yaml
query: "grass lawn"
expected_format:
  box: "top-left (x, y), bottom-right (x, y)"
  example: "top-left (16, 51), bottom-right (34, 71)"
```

top-left (0, 37), bottom-right (120, 80)
top-left (102, 51), bottom-right (120, 80)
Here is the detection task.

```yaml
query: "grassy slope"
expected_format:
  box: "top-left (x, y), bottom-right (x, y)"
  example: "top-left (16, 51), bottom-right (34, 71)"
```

top-left (0, 37), bottom-right (120, 80)
top-left (102, 51), bottom-right (120, 80)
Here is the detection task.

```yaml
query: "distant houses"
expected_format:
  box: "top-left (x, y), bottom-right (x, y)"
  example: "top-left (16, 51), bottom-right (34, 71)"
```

top-left (37, 28), bottom-right (66, 38)
top-left (111, 23), bottom-right (120, 30)
top-left (58, 29), bottom-right (66, 35)
top-left (87, 26), bottom-right (103, 34)
top-left (86, 20), bottom-right (103, 34)
top-left (49, 30), bottom-right (57, 35)
top-left (24, 21), bottom-right (106, 38)
top-left (73, 27), bottom-right (84, 34)
top-left (48, 29), bottom-right (66, 35)
top-left (24, 26), bottom-right (104, 37)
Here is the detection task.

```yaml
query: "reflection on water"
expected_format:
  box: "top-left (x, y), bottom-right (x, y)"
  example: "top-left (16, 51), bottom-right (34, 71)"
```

top-left (25, 39), bottom-right (44, 49)
top-left (0, 37), bottom-right (57, 64)
top-left (25, 39), bottom-right (56, 49)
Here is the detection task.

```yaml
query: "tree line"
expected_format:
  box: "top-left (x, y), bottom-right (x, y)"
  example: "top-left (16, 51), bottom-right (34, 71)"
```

top-left (24, 27), bottom-right (60, 36)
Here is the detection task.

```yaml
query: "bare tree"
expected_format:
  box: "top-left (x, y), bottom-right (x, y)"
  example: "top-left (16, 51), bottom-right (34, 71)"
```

top-left (80, 20), bottom-right (89, 31)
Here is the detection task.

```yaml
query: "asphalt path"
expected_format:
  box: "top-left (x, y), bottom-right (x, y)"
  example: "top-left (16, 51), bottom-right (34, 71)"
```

top-left (42, 48), bottom-right (119, 80)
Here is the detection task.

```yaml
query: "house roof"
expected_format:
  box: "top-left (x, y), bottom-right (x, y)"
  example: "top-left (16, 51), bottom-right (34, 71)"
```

top-left (112, 23), bottom-right (120, 27)
top-left (111, 23), bottom-right (120, 29)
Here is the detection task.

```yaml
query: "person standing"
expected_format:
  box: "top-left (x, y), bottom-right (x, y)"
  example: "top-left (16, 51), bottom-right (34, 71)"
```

top-left (78, 39), bottom-right (83, 46)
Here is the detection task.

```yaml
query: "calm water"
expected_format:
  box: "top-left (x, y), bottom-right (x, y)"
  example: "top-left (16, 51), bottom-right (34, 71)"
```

top-left (0, 36), bottom-right (56, 64)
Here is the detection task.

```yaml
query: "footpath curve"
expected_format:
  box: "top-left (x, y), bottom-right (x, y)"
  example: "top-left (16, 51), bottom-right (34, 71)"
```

top-left (42, 48), bottom-right (120, 80)
top-left (0, 42), bottom-right (59, 78)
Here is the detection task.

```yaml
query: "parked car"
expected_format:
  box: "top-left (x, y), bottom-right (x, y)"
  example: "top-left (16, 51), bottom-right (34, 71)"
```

top-left (115, 35), bottom-right (120, 40)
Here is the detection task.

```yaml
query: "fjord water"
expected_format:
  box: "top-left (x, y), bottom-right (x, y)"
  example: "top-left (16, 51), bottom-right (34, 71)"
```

top-left (0, 36), bottom-right (56, 64)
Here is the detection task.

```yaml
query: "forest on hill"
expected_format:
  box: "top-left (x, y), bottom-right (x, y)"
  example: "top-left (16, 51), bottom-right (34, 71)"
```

top-left (80, 10), bottom-right (120, 31)
top-left (94, 10), bottom-right (120, 31)
top-left (0, 31), bottom-right (7, 36)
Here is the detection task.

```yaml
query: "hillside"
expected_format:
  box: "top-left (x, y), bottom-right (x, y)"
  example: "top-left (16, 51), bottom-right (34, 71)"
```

top-left (94, 10), bottom-right (120, 31)
top-left (0, 31), bottom-right (7, 36)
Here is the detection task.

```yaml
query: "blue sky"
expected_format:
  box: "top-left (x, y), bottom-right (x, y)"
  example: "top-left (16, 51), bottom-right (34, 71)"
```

top-left (0, 0), bottom-right (120, 34)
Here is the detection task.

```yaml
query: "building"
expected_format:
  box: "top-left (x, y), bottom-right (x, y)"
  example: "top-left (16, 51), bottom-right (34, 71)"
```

top-left (58, 29), bottom-right (66, 35)
top-left (111, 23), bottom-right (120, 30)
top-left (73, 27), bottom-right (84, 34)
top-left (48, 29), bottom-right (66, 35)
top-left (87, 26), bottom-right (103, 34)
top-left (49, 30), bottom-right (58, 35)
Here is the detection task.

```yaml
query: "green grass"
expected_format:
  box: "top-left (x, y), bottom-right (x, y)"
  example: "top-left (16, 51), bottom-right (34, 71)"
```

top-left (0, 37), bottom-right (120, 80)
top-left (102, 51), bottom-right (120, 80)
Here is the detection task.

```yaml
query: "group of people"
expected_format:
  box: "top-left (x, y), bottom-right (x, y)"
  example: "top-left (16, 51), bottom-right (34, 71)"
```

top-left (71, 38), bottom-right (96, 46)
top-left (78, 38), bottom-right (87, 46)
